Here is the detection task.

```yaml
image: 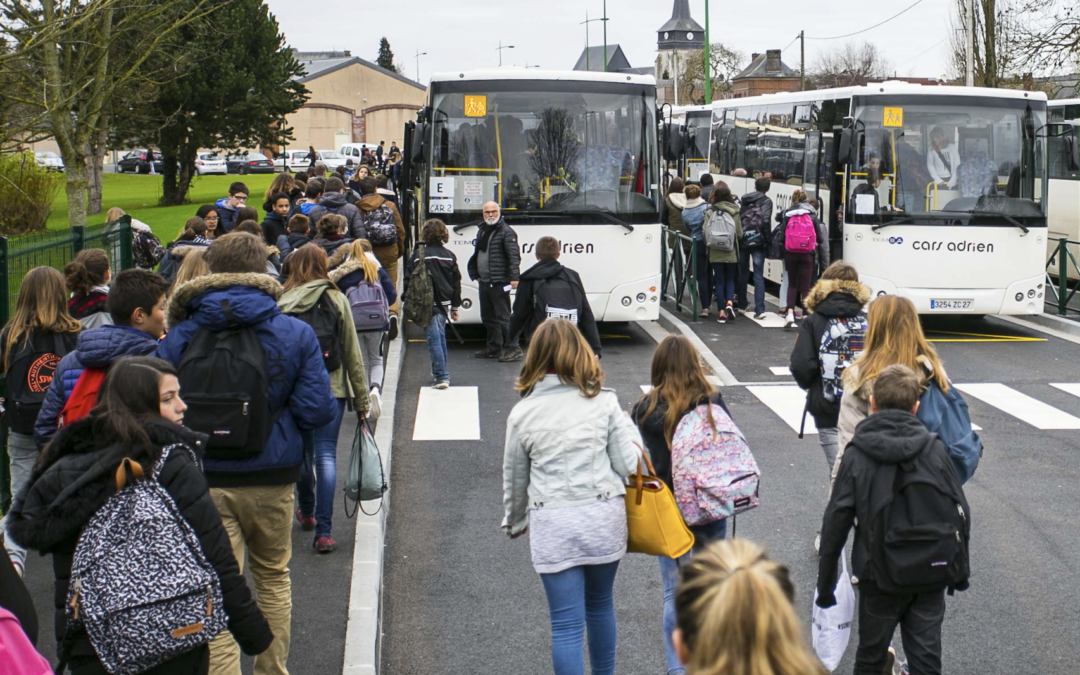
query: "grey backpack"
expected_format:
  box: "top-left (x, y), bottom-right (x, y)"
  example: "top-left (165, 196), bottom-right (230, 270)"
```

top-left (703, 205), bottom-right (737, 252)
top-left (363, 202), bottom-right (398, 246)
top-left (67, 445), bottom-right (227, 675)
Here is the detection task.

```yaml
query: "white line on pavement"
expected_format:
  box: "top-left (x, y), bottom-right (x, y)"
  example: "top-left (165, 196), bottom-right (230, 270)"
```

top-left (746, 385), bottom-right (818, 435)
top-left (955, 383), bottom-right (1080, 430)
top-left (658, 306), bottom-right (740, 386)
top-left (412, 386), bottom-right (482, 440)
top-left (769, 366), bottom-right (792, 376)
top-left (747, 312), bottom-right (788, 328)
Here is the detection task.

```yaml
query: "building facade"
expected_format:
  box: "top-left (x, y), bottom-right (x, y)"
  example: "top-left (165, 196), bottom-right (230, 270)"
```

top-left (731, 50), bottom-right (800, 98)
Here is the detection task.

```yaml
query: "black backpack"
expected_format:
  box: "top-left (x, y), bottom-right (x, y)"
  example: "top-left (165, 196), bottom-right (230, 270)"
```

top-left (866, 434), bottom-right (971, 594)
top-left (740, 199), bottom-right (768, 248)
top-left (402, 245), bottom-right (434, 328)
top-left (4, 331), bottom-right (74, 434)
top-left (286, 289), bottom-right (342, 372)
top-left (178, 303), bottom-right (272, 461)
top-left (533, 271), bottom-right (584, 327)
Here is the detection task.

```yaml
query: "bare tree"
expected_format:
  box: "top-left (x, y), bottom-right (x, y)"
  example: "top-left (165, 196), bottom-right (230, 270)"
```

top-left (680, 43), bottom-right (745, 103)
top-left (809, 41), bottom-right (891, 89)
top-left (1013, 0), bottom-right (1079, 74)
top-left (948, 0), bottom-right (1027, 87)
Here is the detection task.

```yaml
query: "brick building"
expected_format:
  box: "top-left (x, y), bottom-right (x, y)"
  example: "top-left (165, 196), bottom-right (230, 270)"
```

top-left (731, 50), bottom-right (800, 98)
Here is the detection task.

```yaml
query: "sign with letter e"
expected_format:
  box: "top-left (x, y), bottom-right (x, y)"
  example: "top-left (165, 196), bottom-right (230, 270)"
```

top-left (430, 177), bottom-right (455, 198)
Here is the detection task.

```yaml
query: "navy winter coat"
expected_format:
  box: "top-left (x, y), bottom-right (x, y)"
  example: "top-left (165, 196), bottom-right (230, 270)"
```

top-left (33, 324), bottom-right (160, 448)
top-left (156, 273), bottom-right (335, 487)
top-left (214, 197), bottom-right (241, 233)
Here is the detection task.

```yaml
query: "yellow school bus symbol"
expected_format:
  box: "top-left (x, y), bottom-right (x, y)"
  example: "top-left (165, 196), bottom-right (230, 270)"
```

top-left (464, 95), bottom-right (487, 118)
top-left (883, 107), bottom-right (903, 128)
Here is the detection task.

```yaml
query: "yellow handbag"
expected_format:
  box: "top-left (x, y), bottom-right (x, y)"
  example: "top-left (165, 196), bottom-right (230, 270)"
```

top-left (624, 445), bottom-right (694, 558)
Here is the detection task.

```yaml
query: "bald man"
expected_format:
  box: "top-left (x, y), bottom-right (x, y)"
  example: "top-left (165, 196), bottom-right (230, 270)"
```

top-left (467, 201), bottom-right (522, 361)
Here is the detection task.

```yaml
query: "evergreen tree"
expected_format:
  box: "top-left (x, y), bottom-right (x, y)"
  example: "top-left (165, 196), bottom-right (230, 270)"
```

top-left (376, 37), bottom-right (395, 71)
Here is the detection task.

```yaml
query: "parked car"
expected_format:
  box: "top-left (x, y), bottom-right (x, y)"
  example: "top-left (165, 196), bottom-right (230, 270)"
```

top-left (194, 152), bottom-right (227, 176)
top-left (316, 149), bottom-right (348, 171)
top-left (116, 149), bottom-right (164, 174)
top-left (340, 143), bottom-right (379, 164)
top-left (273, 150), bottom-right (312, 173)
top-left (33, 151), bottom-right (64, 172)
top-left (225, 151), bottom-right (274, 175)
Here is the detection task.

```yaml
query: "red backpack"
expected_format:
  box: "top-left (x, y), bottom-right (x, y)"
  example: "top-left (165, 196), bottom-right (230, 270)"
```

top-left (57, 368), bottom-right (105, 427)
top-left (784, 212), bottom-right (818, 253)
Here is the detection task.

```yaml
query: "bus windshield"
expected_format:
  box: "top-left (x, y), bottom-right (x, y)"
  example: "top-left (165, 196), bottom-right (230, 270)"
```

top-left (428, 80), bottom-right (658, 225)
top-left (847, 96), bottom-right (1047, 226)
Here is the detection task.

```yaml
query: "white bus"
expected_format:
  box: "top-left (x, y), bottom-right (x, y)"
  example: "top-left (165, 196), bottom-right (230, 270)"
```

top-left (668, 104), bottom-right (712, 182)
top-left (400, 69), bottom-right (662, 323)
top-left (1047, 99), bottom-right (1080, 280)
top-left (705, 83), bottom-right (1051, 315)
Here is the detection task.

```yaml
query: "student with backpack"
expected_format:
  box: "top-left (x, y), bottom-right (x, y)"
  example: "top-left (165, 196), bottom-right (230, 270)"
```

top-left (330, 239), bottom-right (395, 416)
top-left (65, 249), bottom-right (112, 329)
top-left (678, 185), bottom-right (713, 318)
top-left (276, 213), bottom-right (312, 260)
top-left (632, 335), bottom-right (758, 675)
top-left (789, 261), bottom-right (870, 476)
top-left (777, 190), bottom-right (830, 329)
top-left (507, 235), bottom-right (601, 356)
top-left (736, 177), bottom-right (774, 319)
top-left (703, 183), bottom-right (743, 323)
top-left (310, 213), bottom-right (353, 257)
top-left (404, 219), bottom-right (462, 389)
top-left (307, 177), bottom-right (366, 238)
top-left (278, 244), bottom-right (369, 553)
top-left (817, 364), bottom-right (971, 675)
top-left (34, 269), bottom-right (169, 449)
top-left (356, 177), bottom-right (406, 337)
top-left (8, 356), bottom-right (273, 675)
top-left (1, 267), bottom-right (81, 576)
top-left (837, 295), bottom-right (981, 486)
top-left (502, 320), bottom-right (643, 675)
top-left (156, 232), bottom-right (335, 674)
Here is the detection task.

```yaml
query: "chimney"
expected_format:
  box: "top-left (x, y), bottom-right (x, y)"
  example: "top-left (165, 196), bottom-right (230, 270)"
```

top-left (766, 50), bottom-right (781, 74)
top-left (344, 50), bottom-right (351, 57)
top-left (751, 53), bottom-right (759, 62)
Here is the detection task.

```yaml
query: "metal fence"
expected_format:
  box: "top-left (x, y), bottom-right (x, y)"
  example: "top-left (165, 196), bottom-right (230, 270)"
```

top-left (0, 218), bottom-right (132, 512)
top-left (1046, 237), bottom-right (1080, 317)
top-left (660, 226), bottom-right (700, 321)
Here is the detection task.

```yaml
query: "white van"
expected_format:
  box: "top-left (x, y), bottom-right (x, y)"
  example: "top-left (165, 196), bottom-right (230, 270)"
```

top-left (340, 143), bottom-right (379, 162)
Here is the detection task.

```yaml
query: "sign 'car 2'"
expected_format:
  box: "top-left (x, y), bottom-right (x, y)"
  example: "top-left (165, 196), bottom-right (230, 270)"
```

top-left (399, 69), bottom-right (662, 323)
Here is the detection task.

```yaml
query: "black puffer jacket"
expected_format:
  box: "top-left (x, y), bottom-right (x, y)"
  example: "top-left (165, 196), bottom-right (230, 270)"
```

top-left (467, 218), bottom-right (521, 284)
top-left (789, 279), bottom-right (871, 428)
top-left (507, 259), bottom-right (601, 355)
top-left (631, 391), bottom-right (730, 491)
top-left (405, 243), bottom-right (463, 311)
top-left (817, 409), bottom-right (970, 602)
top-left (6, 418), bottom-right (273, 663)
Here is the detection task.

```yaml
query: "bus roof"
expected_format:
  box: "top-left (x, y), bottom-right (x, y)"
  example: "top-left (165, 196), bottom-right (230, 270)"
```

top-left (429, 69), bottom-right (656, 87)
top-left (710, 82), bottom-right (1048, 109)
top-left (1049, 98), bottom-right (1080, 107)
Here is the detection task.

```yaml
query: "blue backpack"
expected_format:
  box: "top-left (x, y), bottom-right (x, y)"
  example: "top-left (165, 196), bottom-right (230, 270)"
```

top-left (917, 382), bottom-right (982, 484)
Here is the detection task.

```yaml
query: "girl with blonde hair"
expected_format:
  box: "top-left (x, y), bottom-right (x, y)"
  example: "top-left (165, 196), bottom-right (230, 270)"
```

top-left (502, 319), bottom-right (642, 675)
top-left (673, 538), bottom-right (826, 675)
top-left (1, 266), bottom-right (81, 574)
top-left (172, 247), bottom-right (209, 289)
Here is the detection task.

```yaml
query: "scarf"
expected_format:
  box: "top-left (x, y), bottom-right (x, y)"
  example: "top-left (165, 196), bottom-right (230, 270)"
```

top-left (477, 220), bottom-right (500, 252)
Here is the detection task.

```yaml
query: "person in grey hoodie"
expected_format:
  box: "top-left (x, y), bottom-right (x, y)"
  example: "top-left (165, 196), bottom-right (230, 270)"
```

top-left (307, 177), bottom-right (365, 239)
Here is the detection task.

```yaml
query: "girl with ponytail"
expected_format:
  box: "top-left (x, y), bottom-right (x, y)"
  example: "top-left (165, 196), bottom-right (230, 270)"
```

top-left (64, 248), bottom-right (112, 328)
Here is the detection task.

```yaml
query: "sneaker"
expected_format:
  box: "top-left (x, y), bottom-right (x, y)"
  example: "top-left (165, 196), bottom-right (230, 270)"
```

top-left (368, 388), bottom-right (382, 420)
top-left (296, 509), bottom-right (315, 532)
top-left (717, 314), bottom-right (727, 324)
top-left (724, 303), bottom-right (736, 321)
top-left (387, 314), bottom-right (399, 342)
top-left (784, 311), bottom-right (797, 329)
top-left (779, 306), bottom-right (788, 315)
top-left (432, 381), bottom-right (450, 390)
top-left (475, 347), bottom-right (499, 358)
top-left (753, 312), bottom-right (767, 320)
top-left (498, 347), bottom-right (523, 362)
top-left (898, 663), bottom-right (909, 675)
top-left (814, 533), bottom-right (821, 553)
top-left (314, 536), bottom-right (336, 553)
top-left (698, 309), bottom-right (710, 318)
top-left (884, 646), bottom-right (897, 675)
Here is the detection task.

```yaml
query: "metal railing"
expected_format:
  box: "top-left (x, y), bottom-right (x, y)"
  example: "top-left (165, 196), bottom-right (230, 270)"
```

top-left (660, 226), bottom-right (700, 321)
top-left (1046, 236), bottom-right (1080, 316)
top-left (0, 218), bottom-right (133, 513)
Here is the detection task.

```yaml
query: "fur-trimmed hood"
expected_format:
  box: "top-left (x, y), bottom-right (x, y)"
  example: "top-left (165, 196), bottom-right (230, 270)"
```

top-left (168, 242), bottom-right (209, 260)
top-left (267, 245), bottom-right (280, 258)
top-left (804, 279), bottom-right (871, 314)
top-left (327, 244), bottom-right (350, 269)
top-left (167, 272), bottom-right (282, 329)
top-left (7, 418), bottom-right (206, 553)
top-left (329, 257), bottom-right (365, 283)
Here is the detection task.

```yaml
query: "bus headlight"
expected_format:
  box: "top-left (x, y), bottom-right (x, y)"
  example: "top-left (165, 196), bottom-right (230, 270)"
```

top-left (462, 299), bottom-right (472, 309)
top-left (636, 293), bottom-right (647, 303)
top-left (622, 296), bottom-right (632, 307)
top-left (1027, 289), bottom-right (1036, 298)
top-left (1015, 292), bottom-right (1024, 302)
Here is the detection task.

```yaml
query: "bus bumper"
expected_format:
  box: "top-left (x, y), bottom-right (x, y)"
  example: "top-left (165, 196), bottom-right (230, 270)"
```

top-left (860, 274), bottom-right (1046, 316)
top-left (598, 275), bottom-right (662, 321)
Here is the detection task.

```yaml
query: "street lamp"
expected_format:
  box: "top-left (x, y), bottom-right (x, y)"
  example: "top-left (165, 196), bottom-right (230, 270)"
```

top-left (496, 40), bottom-right (515, 67)
top-left (580, 11), bottom-right (608, 71)
top-left (415, 49), bottom-right (428, 83)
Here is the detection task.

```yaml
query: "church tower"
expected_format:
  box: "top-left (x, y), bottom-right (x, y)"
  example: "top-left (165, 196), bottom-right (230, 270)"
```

top-left (656, 0), bottom-right (705, 104)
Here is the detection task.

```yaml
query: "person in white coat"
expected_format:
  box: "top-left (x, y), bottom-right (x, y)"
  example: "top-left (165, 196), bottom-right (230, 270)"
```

top-left (927, 127), bottom-right (962, 189)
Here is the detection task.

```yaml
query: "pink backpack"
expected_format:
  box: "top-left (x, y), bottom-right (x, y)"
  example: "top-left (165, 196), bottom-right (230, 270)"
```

top-left (670, 403), bottom-right (761, 526)
top-left (784, 211), bottom-right (818, 253)
top-left (0, 607), bottom-right (52, 675)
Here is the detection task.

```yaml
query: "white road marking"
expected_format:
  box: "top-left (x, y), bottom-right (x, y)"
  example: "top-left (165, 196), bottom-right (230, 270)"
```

top-left (412, 386), bottom-right (482, 440)
top-left (746, 385), bottom-right (817, 435)
top-left (770, 366), bottom-right (792, 376)
top-left (747, 312), bottom-right (788, 329)
top-left (954, 383), bottom-right (1080, 430)
top-left (640, 385), bottom-right (652, 394)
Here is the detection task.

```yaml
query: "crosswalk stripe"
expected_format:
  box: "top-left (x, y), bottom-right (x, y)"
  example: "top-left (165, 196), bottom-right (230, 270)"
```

top-left (769, 366), bottom-right (792, 376)
top-left (746, 385), bottom-right (817, 435)
top-left (640, 385), bottom-right (652, 394)
top-left (747, 312), bottom-right (788, 329)
top-left (412, 386), bottom-right (482, 441)
top-left (1049, 382), bottom-right (1080, 400)
top-left (954, 383), bottom-right (1080, 430)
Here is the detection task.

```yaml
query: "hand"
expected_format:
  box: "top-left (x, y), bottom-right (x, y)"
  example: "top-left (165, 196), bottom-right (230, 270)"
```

top-left (510, 280), bottom-right (518, 289)
top-left (816, 593), bottom-right (837, 609)
top-left (357, 410), bottom-right (368, 423)
top-left (451, 310), bottom-right (459, 322)
top-left (508, 527), bottom-right (528, 539)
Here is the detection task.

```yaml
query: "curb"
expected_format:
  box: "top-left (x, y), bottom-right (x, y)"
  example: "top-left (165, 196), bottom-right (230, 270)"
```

top-left (1024, 312), bottom-right (1080, 338)
top-left (342, 330), bottom-right (406, 675)
top-left (657, 306), bottom-right (740, 386)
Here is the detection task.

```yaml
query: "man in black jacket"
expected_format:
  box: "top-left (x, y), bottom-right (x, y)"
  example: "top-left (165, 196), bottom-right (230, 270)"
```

top-left (817, 364), bottom-right (970, 675)
top-left (507, 236), bottom-right (601, 357)
top-left (467, 201), bottom-right (521, 361)
top-left (788, 262), bottom-right (869, 474)
top-left (735, 177), bottom-right (773, 317)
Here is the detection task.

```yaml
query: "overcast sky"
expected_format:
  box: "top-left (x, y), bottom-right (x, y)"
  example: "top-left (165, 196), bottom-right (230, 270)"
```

top-left (264, 0), bottom-right (958, 85)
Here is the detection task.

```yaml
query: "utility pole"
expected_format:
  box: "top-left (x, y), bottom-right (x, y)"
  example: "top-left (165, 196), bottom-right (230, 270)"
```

top-left (965, 0), bottom-right (975, 86)
top-left (703, 0), bottom-right (711, 102)
top-left (602, 0), bottom-right (608, 72)
top-left (496, 40), bottom-right (515, 67)
top-left (415, 49), bottom-right (427, 83)
top-left (800, 30), bottom-right (805, 90)
top-left (581, 11), bottom-right (606, 71)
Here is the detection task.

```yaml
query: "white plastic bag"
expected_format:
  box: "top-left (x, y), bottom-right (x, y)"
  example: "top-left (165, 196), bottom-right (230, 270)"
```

top-left (811, 547), bottom-right (855, 672)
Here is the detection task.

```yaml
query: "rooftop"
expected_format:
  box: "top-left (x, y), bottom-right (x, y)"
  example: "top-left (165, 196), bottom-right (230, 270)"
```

top-left (293, 52), bottom-right (425, 91)
top-left (572, 45), bottom-right (632, 73)
top-left (658, 0), bottom-right (704, 33)
top-left (734, 50), bottom-right (799, 80)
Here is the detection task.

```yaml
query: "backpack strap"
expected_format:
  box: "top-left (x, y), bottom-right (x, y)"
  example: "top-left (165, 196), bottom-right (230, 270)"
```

top-left (152, 443), bottom-right (200, 480)
top-left (220, 299), bottom-right (240, 329)
top-left (114, 458), bottom-right (145, 493)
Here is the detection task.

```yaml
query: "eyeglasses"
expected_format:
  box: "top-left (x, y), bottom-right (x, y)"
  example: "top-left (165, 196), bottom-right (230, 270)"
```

top-left (233, 195), bottom-right (248, 201)
top-left (205, 216), bottom-right (219, 221)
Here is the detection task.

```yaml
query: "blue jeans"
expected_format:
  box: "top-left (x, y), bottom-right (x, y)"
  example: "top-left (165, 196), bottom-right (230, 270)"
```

top-left (659, 519), bottom-right (728, 675)
top-left (297, 397), bottom-right (346, 538)
top-left (425, 311), bottom-right (449, 384)
top-left (711, 262), bottom-right (738, 309)
top-left (539, 560), bottom-right (621, 675)
top-left (738, 248), bottom-right (766, 314)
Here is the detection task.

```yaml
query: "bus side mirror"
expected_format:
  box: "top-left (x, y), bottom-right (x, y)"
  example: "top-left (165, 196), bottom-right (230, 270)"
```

top-left (660, 122), bottom-right (675, 160)
top-left (837, 128), bottom-right (853, 167)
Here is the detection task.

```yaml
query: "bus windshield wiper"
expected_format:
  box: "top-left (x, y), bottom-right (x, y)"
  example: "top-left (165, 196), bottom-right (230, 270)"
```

top-left (869, 213), bottom-right (952, 232)
top-left (453, 214), bottom-right (566, 233)
top-left (965, 210), bottom-right (1029, 234)
top-left (561, 209), bottom-right (635, 233)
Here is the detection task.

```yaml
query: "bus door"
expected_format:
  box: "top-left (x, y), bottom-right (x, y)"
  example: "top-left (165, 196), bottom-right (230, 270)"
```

top-left (802, 131), bottom-right (821, 203)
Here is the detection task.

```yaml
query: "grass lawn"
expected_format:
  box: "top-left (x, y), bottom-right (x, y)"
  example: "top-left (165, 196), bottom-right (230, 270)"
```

top-left (46, 173), bottom-right (276, 242)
